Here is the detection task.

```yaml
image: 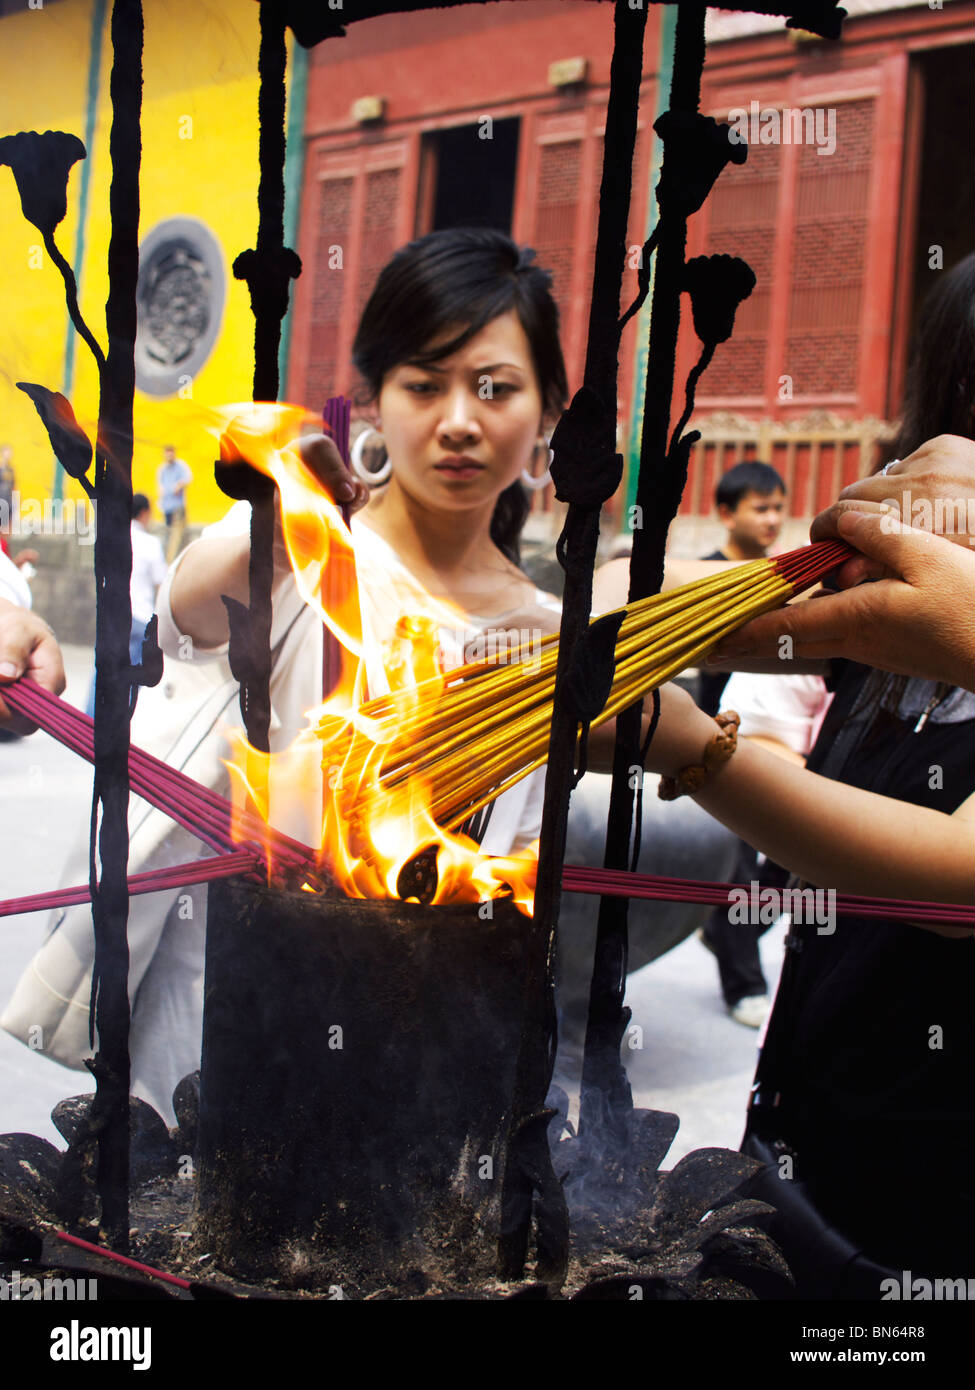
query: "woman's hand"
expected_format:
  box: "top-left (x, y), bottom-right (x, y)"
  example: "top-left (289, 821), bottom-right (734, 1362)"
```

top-left (169, 432), bottom-right (371, 650)
top-left (271, 432), bottom-right (371, 578)
top-left (287, 432), bottom-right (371, 516)
top-left (810, 434), bottom-right (975, 587)
top-left (0, 599), bottom-right (66, 733)
top-left (707, 510), bottom-right (975, 690)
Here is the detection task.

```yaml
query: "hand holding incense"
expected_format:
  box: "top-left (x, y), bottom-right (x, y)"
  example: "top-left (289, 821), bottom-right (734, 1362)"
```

top-left (711, 510), bottom-right (975, 693)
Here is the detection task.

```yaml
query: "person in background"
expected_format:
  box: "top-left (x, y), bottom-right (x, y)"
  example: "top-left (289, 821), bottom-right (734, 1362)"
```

top-left (157, 445), bottom-right (192, 563)
top-left (0, 445), bottom-right (38, 574)
top-left (0, 446), bottom-right (14, 522)
top-left (698, 668), bottom-right (831, 1026)
top-left (698, 460), bottom-right (786, 718)
top-left (129, 493), bottom-right (168, 664)
top-left (85, 493), bottom-right (167, 716)
top-left (696, 460), bottom-right (787, 1026)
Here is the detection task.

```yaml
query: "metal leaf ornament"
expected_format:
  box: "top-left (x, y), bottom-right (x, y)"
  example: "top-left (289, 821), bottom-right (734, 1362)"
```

top-left (16, 383), bottom-right (93, 490)
top-left (232, 246), bottom-right (302, 327)
top-left (131, 614), bottom-right (164, 691)
top-left (549, 385), bottom-right (623, 509)
top-left (682, 255), bottom-right (757, 345)
top-left (221, 595), bottom-right (260, 693)
top-left (0, 131), bottom-right (86, 236)
top-left (746, 1), bottom-right (846, 40)
top-left (696, 2), bottom-right (845, 39)
top-left (654, 112), bottom-right (747, 219)
top-left (254, 0), bottom-right (348, 47)
top-left (564, 611), bottom-right (624, 728)
top-left (784, 0), bottom-right (846, 37)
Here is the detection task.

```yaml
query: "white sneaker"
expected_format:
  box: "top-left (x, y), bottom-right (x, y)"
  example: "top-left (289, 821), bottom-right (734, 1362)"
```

top-left (729, 994), bottom-right (770, 1028)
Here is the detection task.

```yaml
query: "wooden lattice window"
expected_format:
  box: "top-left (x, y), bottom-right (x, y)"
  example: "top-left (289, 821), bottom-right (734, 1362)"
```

top-left (697, 140), bottom-right (782, 399)
top-left (533, 139), bottom-right (583, 338)
top-left (355, 167), bottom-right (404, 323)
top-left (785, 97), bottom-right (875, 396)
top-left (306, 176), bottom-right (354, 407)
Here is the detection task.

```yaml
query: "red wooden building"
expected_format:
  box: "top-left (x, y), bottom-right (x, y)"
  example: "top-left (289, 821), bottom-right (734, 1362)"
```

top-left (284, 0), bottom-right (975, 523)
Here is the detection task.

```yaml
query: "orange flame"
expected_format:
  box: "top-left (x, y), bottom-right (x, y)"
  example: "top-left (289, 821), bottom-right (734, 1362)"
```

top-left (198, 402), bottom-right (538, 914)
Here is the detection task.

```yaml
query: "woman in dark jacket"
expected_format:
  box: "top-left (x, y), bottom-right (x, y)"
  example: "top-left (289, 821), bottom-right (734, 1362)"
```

top-left (643, 254), bottom-right (975, 1288)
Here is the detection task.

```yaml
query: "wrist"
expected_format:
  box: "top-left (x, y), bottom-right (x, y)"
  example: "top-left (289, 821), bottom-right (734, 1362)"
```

top-left (656, 706), bottom-right (718, 778)
top-left (659, 710), bottom-right (741, 801)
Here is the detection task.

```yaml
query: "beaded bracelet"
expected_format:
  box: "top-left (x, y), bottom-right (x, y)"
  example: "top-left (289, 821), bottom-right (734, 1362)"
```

top-left (658, 709), bottom-right (741, 801)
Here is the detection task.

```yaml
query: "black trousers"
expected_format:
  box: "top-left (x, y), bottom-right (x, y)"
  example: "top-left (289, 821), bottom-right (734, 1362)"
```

top-left (702, 844), bottom-right (790, 1006)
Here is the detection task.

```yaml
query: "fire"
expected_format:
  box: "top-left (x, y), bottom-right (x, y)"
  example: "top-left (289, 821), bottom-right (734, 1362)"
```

top-left (198, 402), bottom-right (538, 914)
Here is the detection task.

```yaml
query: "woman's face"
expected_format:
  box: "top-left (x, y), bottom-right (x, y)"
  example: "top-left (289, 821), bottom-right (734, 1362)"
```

top-left (376, 308), bottom-right (545, 518)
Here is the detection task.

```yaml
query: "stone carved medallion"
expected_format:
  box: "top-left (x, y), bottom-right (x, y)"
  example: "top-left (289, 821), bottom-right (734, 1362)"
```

top-left (135, 218), bottom-right (225, 397)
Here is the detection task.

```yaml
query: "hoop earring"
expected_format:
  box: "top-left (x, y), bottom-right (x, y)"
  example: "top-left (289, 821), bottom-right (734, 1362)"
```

top-left (350, 428), bottom-right (392, 486)
top-left (521, 442), bottom-right (553, 492)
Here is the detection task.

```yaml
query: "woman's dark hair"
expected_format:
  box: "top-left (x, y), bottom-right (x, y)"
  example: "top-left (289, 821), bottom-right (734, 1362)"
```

top-left (889, 249), bottom-right (975, 464)
top-left (351, 226), bottom-right (568, 565)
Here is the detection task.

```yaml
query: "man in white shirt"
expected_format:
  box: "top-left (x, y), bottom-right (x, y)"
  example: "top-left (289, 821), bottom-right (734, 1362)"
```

top-left (0, 547), bottom-right (31, 611)
top-left (84, 494), bottom-right (168, 718)
top-left (130, 494), bottom-right (169, 664)
top-left (698, 669), bottom-right (832, 1027)
top-left (156, 446), bottom-right (192, 563)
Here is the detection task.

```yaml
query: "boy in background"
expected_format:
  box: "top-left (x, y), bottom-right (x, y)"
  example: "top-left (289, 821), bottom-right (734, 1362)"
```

top-left (697, 461), bottom-right (788, 1027)
top-left (698, 461), bottom-right (786, 718)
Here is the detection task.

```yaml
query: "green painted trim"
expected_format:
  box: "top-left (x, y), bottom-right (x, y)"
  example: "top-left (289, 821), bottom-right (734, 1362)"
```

top-left (624, 3), bottom-right (677, 525)
top-left (277, 38), bottom-right (309, 398)
top-left (56, 0), bottom-right (107, 502)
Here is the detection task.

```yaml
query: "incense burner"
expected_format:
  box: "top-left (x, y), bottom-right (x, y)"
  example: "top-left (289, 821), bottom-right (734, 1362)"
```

top-left (0, 870), bottom-right (791, 1300)
top-left (195, 879), bottom-right (533, 1290)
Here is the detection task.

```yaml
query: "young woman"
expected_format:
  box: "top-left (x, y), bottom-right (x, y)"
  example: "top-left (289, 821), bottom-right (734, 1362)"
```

top-left (163, 226), bottom-right (572, 856)
top-left (2, 227), bottom-right (581, 1120)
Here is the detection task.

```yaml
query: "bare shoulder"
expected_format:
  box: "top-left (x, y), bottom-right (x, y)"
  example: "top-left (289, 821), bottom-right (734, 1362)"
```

top-left (592, 558), bottom-right (630, 616)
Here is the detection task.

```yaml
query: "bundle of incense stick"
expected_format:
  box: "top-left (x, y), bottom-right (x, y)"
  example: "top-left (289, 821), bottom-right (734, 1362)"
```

top-left (7, 846), bottom-right (975, 931)
top-left (321, 540), bottom-right (852, 834)
top-left (11, 644), bottom-right (975, 931)
top-left (561, 865), bottom-right (975, 930)
top-left (0, 850), bottom-right (264, 921)
top-left (321, 395), bottom-right (352, 699)
top-left (2, 678), bottom-right (321, 880)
